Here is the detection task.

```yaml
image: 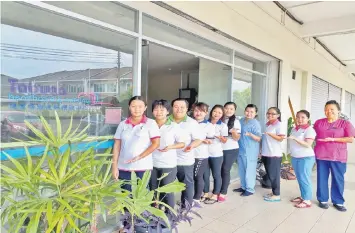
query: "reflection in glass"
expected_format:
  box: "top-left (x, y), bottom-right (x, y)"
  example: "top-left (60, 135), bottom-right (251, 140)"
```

top-left (142, 14), bottom-right (232, 63)
top-left (1, 23), bottom-right (135, 144)
top-left (45, 1), bottom-right (138, 32)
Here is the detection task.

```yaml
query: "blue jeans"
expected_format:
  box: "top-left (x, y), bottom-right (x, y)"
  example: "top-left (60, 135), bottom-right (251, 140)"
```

top-left (238, 154), bottom-right (258, 193)
top-left (291, 156), bottom-right (315, 200)
top-left (316, 159), bottom-right (347, 205)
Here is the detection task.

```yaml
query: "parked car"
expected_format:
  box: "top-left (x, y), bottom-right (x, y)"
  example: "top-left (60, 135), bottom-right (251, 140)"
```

top-left (0, 111), bottom-right (43, 142)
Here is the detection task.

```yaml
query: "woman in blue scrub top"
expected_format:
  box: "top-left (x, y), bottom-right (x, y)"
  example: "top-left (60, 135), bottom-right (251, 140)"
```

top-left (234, 104), bottom-right (262, 196)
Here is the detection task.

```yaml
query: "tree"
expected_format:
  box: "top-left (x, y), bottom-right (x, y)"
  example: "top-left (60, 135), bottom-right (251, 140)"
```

top-left (233, 87), bottom-right (251, 111)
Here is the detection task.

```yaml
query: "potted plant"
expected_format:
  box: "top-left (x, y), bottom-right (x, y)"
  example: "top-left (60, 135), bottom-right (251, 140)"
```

top-left (0, 112), bottom-right (186, 233)
top-left (119, 200), bottom-right (202, 233)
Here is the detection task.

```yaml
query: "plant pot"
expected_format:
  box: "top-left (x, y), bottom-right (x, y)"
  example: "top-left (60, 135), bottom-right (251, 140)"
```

top-left (135, 226), bottom-right (172, 233)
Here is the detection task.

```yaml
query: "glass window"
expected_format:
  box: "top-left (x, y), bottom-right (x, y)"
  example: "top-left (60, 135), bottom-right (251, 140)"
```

top-left (142, 14), bottom-right (232, 63)
top-left (44, 1), bottom-right (138, 32)
top-left (233, 68), bottom-right (267, 124)
top-left (234, 52), bottom-right (267, 74)
top-left (1, 2), bottom-right (136, 145)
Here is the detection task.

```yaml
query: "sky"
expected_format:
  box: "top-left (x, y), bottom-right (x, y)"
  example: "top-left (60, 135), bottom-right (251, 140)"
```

top-left (1, 24), bottom-right (133, 79)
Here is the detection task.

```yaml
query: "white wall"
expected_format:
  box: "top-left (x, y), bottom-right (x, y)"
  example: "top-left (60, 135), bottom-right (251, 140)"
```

top-left (147, 71), bottom-right (181, 115)
top-left (198, 58), bottom-right (231, 108)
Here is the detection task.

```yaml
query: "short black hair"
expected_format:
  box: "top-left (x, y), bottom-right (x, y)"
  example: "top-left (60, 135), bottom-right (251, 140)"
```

top-left (325, 100), bottom-right (341, 111)
top-left (268, 107), bottom-right (282, 121)
top-left (128, 96), bottom-right (146, 106)
top-left (171, 98), bottom-right (189, 108)
top-left (245, 104), bottom-right (258, 113)
top-left (152, 99), bottom-right (171, 112)
top-left (224, 102), bottom-right (237, 109)
top-left (209, 105), bottom-right (224, 121)
top-left (297, 110), bottom-right (310, 119)
top-left (193, 102), bottom-right (209, 112)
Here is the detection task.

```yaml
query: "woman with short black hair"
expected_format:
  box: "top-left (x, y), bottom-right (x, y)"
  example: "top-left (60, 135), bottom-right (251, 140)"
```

top-left (314, 100), bottom-right (355, 212)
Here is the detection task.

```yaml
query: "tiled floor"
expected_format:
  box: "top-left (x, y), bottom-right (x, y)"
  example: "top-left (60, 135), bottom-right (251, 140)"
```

top-left (178, 144), bottom-right (355, 233)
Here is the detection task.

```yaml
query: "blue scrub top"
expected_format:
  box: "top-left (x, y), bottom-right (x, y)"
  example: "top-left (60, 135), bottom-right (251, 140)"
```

top-left (239, 117), bottom-right (262, 157)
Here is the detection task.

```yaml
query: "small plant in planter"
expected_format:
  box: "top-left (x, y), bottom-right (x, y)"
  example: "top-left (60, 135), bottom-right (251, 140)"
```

top-left (119, 200), bottom-right (202, 233)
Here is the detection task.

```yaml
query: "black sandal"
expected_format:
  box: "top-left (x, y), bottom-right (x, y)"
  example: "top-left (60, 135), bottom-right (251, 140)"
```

top-left (204, 198), bottom-right (218, 204)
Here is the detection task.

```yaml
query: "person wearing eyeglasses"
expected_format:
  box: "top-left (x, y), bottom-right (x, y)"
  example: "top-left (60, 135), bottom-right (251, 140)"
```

top-left (169, 98), bottom-right (204, 207)
top-left (261, 107), bottom-right (285, 202)
top-left (234, 104), bottom-right (262, 197)
top-left (314, 100), bottom-right (355, 212)
top-left (112, 96), bottom-right (160, 191)
top-left (149, 99), bottom-right (186, 209)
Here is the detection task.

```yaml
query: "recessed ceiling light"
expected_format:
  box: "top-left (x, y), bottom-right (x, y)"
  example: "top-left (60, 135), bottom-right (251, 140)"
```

top-left (168, 68), bottom-right (172, 71)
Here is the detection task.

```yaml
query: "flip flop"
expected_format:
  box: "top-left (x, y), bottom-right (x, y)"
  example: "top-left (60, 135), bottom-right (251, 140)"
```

top-left (204, 198), bottom-right (218, 204)
top-left (295, 201), bottom-right (311, 208)
top-left (290, 197), bottom-right (303, 203)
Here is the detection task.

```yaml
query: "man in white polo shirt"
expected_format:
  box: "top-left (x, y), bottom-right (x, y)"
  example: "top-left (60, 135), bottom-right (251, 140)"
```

top-left (169, 98), bottom-right (204, 207)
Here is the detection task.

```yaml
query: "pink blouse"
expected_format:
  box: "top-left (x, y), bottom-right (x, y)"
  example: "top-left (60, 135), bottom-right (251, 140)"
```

top-left (314, 118), bottom-right (355, 163)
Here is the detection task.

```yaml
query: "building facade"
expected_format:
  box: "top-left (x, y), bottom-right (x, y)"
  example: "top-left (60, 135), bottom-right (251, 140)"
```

top-left (1, 1), bottom-right (355, 179)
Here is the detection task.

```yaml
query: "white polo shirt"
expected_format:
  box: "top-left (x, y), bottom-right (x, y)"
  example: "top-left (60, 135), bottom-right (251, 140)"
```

top-left (223, 117), bottom-right (241, 150)
top-left (152, 121), bottom-right (186, 168)
top-left (289, 126), bottom-right (316, 158)
top-left (169, 115), bottom-right (204, 166)
top-left (194, 120), bottom-right (215, 159)
top-left (113, 116), bottom-right (160, 171)
top-left (261, 120), bottom-right (285, 157)
top-left (209, 121), bottom-right (229, 157)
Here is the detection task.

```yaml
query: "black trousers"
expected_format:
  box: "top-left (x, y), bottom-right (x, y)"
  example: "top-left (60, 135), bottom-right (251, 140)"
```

top-left (177, 164), bottom-right (194, 206)
top-left (262, 156), bottom-right (282, 196)
top-left (149, 167), bottom-right (177, 208)
top-left (193, 158), bottom-right (209, 200)
top-left (204, 157), bottom-right (223, 195)
top-left (221, 149), bottom-right (239, 195)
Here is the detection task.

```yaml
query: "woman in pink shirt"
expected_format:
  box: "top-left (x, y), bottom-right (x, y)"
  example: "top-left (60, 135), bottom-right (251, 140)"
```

top-left (314, 100), bottom-right (355, 212)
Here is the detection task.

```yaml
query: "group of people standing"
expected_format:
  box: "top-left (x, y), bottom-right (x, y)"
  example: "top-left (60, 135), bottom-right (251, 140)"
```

top-left (112, 96), bottom-right (355, 212)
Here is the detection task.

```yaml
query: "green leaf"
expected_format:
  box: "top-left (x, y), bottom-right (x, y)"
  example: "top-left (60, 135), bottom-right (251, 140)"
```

top-left (155, 180), bottom-right (186, 193)
top-left (0, 164), bottom-right (24, 180)
top-left (27, 205), bottom-right (44, 233)
top-left (157, 172), bottom-right (169, 181)
top-left (33, 144), bottom-right (49, 174)
top-left (47, 200), bottom-right (53, 223)
top-left (66, 215), bottom-right (82, 233)
top-left (56, 198), bottom-right (89, 221)
top-left (47, 158), bottom-right (59, 181)
top-left (146, 206), bottom-right (171, 229)
top-left (55, 111), bottom-right (62, 140)
top-left (59, 146), bottom-right (71, 180)
top-left (2, 152), bottom-right (27, 177)
top-left (56, 216), bottom-right (65, 233)
top-left (62, 115), bottom-right (73, 141)
top-left (24, 146), bottom-right (33, 175)
top-left (39, 116), bottom-right (56, 143)
top-left (24, 120), bottom-right (51, 144)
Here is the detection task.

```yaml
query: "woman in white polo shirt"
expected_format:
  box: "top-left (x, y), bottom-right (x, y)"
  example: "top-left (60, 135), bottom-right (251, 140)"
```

top-left (191, 102), bottom-right (215, 203)
top-left (222, 102), bottom-right (241, 200)
top-left (149, 99), bottom-right (186, 208)
top-left (203, 105), bottom-right (229, 204)
top-left (112, 96), bottom-right (160, 191)
top-left (261, 107), bottom-right (285, 202)
top-left (288, 110), bottom-right (316, 208)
